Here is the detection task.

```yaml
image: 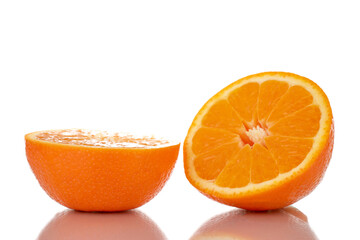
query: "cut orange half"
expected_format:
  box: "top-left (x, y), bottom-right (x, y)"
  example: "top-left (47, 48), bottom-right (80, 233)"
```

top-left (184, 72), bottom-right (334, 210)
top-left (25, 129), bottom-right (180, 212)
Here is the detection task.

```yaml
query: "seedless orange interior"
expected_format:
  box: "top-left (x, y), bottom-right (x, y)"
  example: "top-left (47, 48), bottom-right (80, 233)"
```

top-left (184, 72), bottom-right (333, 210)
top-left (193, 80), bottom-right (319, 185)
top-left (35, 129), bottom-right (172, 148)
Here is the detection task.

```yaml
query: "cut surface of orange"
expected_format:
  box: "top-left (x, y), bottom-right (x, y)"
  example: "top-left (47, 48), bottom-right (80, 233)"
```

top-left (184, 72), bottom-right (334, 210)
top-left (25, 129), bottom-right (180, 212)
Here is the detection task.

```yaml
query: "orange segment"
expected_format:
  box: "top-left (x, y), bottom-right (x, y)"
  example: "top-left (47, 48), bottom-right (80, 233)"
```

top-left (25, 129), bottom-right (180, 212)
top-left (267, 85), bottom-right (313, 125)
top-left (257, 80), bottom-right (289, 124)
top-left (265, 136), bottom-right (314, 173)
top-left (202, 100), bottom-right (246, 133)
top-left (215, 144), bottom-right (280, 187)
top-left (191, 127), bottom-right (241, 155)
top-left (251, 144), bottom-right (279, 184)
top-left (269, 105), bottom-right (321, 138)
top-left (215, 145), bottom-right (252, 188)
top-left (195, 142), bottom-right (241, 180)
top-left (228, 82), bottom-right (259, 126)
top-left (184, 72), bottom-right (334, 211)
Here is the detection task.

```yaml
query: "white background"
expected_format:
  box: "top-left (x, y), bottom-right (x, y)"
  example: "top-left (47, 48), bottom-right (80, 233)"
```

top-left (1, 0), bottom-right (359, 239)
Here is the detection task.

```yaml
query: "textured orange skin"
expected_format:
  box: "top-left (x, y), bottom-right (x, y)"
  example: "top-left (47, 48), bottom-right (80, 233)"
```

top-left (184, 72), bottom-right (334, 211)
top-left (26, 134), bottom-right (180, 212)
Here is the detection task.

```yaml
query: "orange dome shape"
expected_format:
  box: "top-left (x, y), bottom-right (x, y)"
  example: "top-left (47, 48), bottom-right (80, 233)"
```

top-left (38, 210), bottom-right (167, 240)
top-left (190, 207), bottom-right (318, 240)
top-left (25, 129), bottom-right (180, 211)
top-left (184, 72), bottom-right (334, 210)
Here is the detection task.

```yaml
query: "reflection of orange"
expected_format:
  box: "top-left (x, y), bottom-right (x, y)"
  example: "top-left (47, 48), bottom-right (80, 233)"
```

top-left (190, 207), bottom-right (318, 240)
top-left (184, 72), bottom-right (334, 210)
top-left (38, 210), bottom-right (166, 240)
top-left (25, 129), bottom-right (180, 211)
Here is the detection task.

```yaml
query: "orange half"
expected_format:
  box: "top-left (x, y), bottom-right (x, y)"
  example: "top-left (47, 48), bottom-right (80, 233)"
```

top-left (184, 72), bottom-right (334, 210)
top-left (26, 129), bottom-right (180, 211)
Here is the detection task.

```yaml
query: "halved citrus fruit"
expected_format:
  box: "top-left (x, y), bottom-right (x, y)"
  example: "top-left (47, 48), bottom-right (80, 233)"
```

top-left (25, 129), bottom-right (180, 212)
top-left (184, 72), bottom-right (334, 210)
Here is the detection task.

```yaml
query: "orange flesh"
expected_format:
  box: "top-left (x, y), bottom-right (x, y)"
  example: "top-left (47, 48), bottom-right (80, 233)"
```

top-left (36, 129), bottom-right (171, 148)
top-left (192, 81), bottom-right (321, 185)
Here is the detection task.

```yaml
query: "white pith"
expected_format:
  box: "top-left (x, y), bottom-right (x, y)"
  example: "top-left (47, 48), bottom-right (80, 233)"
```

top-left (246, 126), bottom-right (268, 146)
top-left (185, 73), bottom-right (332, 196)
